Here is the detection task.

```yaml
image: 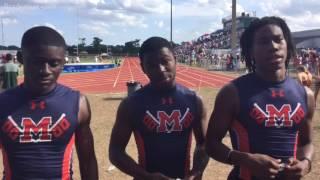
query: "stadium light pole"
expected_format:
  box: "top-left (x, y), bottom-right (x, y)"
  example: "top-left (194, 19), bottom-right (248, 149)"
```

top-left (76, 4), bottom-right (79, 57)
top-left (170, 0), bottom-right (173, 44)
top-left (231, 0), bottom-right (237, 56)
top-left (1, 17), bottom-right (4, 48)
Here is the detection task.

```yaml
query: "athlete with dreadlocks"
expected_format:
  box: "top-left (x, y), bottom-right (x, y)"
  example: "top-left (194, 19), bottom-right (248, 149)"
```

top-left (206, 16), bottom-right (314, 180)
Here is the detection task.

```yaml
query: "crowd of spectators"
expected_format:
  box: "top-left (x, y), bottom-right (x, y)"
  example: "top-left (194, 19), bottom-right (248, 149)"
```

top-left (293, 48), bottom-right (320, 75)
top-left (174, 29), bottom-right (246, 71)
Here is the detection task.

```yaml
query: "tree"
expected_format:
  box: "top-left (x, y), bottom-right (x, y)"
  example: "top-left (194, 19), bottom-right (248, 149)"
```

top-left (124, 39), bottom-right (140, 56)
top-left (67, 45), bottom-right (78, 56)
top-left (78, 38), bottom-right (86, 52)
top-left (90, 37), bottom-right (104, 54)
top-left (0, 45), bottom-right (6, 50)
top-left (92, 37), bottom-right (103, 48)
top-left (79, 38), bottom-right (86, 47)
top-left (7, 45), bottom-right (20, 50)
top-left (110, 45), bottom-right (125, 56)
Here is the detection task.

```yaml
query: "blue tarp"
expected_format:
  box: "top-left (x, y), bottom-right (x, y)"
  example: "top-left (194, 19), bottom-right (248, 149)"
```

top-left (63, 63), bottom-right (115, 73)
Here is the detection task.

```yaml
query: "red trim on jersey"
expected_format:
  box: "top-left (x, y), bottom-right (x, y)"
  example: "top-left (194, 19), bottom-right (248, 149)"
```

top-left (184, 132), bottom-right (192, 176)
top-left (2, 147), bottom-right (11, 180)
top-left (134, 131), bottom-right (146, 168)
top-left (62, 134), bottom-right (75, 180)
top-left (231, 120), bottom-right (251, 180)
top-left (293, 131), bottom-right (299, 159)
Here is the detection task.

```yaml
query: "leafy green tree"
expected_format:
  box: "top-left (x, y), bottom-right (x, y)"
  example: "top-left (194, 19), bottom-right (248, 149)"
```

top-left (123, 39), bottom-right (140, 56)
top-left (7, 45), bottom-right (20, 50)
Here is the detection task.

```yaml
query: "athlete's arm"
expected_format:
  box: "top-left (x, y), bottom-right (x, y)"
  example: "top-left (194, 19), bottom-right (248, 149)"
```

top-left (187, 95), bottom-right (209, 179)
top-left (284, 87), bottom-right (314, 178)
top-left (76, 94), bottom-right (98, 180)
top-left (205, 83), bottom-right (281, 179)
top-left (109, 98), bottom-right (171, 180)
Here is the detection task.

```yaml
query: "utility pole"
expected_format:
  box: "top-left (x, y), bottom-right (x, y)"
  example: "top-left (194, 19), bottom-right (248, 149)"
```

top-left (1, 17), bottom-right (4, 48)
top-left (76, 3), bottom-right (79, 57)
top-left (170, 0), bottom-right (173, 44)
top-left (231, 0), bottom-right (237, 56)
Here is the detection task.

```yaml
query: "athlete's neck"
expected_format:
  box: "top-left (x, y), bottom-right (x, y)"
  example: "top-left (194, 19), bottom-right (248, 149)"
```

top-left (150, 81), bottom-right (176, 93)
top-left (255, 69), bottom-right (286, 83)
top-left (23, 83), bottom-right (58, 97)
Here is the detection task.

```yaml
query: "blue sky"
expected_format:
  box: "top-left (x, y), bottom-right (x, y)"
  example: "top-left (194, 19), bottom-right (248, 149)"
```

top-left (0, 0), bottom-right (319, 47)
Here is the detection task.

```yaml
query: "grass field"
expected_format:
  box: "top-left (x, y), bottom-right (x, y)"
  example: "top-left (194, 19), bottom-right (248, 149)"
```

top-left (69, 87), bottom-right (319, 180)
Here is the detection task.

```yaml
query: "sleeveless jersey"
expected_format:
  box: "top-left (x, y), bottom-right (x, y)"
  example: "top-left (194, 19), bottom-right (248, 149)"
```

top-left (229, 73), bottom-right (308, 180)
top-left (0, 84), bottom-right (79, 180)
top-left (129, 84), bottom-right (198, 179)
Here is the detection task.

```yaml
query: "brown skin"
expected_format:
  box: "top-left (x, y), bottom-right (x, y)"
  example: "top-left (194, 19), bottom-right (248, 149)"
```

top-left (22, 45), bottom-right (65, 95)
top-left (253, 24), bottom-right (287, 82)
top-left (22, 45), bottom-right (98, 179)
top-left (109, 47), bottom-right (209, 180)
top-left (206, 24), bottom-right (314, 179)
top-left (76, 94), bottom-right (99, 180)
top-left (283, 86), bottom-right (314, 179)
top-left (141, 47), bottom-right (177, 90)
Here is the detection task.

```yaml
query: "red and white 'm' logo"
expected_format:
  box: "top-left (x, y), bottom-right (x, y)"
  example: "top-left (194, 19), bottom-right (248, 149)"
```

top-left (250, 103), bottom-right (305, 128)
top-left (143, 108), bottom-right (193, 133)
top-left (2, 114), bottom-right (71, 143)
top-left (20, 117), bottom-right (52, 142)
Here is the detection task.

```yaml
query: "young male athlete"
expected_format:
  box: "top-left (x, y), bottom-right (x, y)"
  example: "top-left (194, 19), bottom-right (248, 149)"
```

top-left (109, 37), bottom-right (209, 179)
top-left (206, 16), bottom-right (314, 180)
top-left (0, 26), bottom-right (98, 179)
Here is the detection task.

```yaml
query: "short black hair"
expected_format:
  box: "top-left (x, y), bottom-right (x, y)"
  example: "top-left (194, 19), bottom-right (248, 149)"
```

top-left (16, 51), bottom-right (23, 64)
top-left (139, 36), bottom-right (173, 64)
top-left (240, 16), bottom-right (295, 72)
top-left (5, 53), bottom-right (12, 61)
top-left (21, 26), bottom-right (66, 50)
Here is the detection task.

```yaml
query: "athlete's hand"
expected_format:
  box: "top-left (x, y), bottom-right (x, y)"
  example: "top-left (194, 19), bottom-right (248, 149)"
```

top-left (184, 170), bottom-right (202, 180)
top-left (283, 158), bottom-right (311, 180)
top-left (242, 153), bottom-right (281, 179)
top-left (146, 172), bottom-right (174, 180)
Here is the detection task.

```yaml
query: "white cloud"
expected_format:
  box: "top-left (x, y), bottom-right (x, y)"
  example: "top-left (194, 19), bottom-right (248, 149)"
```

top-left (258, 0), bottom-right (320, 31)
top-left (284, 12), bottom-right (320, 31)
top-left (172, 0), bottom-right (245, 18)
top-left (79, 21), bottom-right (112, 36)
top-left (157, 21), bottom-right (164, 28)
top-left (208, 22), bottom-right (221, 33)
top-left (259, 0), bottom-right (319, 16)
top-left (79, 8), bottom-right (148, 29)
top-left (197, 0), bottom-right (209, 5)
top-left (113, 0), bottom-right (170, 14)
top-left (0, 9), bottom-right (18, 25)
top-left (2, 18), bottom-right (18, 25)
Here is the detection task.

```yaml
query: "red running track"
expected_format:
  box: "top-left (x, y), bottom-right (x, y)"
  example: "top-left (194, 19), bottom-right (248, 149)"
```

top-left (22, 57), bottom-right (236, 94)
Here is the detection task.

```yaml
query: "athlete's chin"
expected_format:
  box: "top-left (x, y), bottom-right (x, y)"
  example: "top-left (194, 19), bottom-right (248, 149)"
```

top-left (266, 63), bottom-right (285, 72)
top-left (34, 83), bottom-right (57, 94)
top-left (154, 79), bottom-right (175, 89)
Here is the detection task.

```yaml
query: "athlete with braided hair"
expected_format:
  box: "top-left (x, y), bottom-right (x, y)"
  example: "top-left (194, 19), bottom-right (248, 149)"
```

top-left (206, 16), bottom-right (314, 180)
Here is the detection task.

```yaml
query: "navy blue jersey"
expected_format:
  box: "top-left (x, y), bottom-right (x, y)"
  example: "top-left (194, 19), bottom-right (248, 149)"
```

top-left (0, 84), bottom-right (79, 180)
top-left (128, 84), bottom-right (198, 179)
top-left (229, 73), bottom-right (307, 180)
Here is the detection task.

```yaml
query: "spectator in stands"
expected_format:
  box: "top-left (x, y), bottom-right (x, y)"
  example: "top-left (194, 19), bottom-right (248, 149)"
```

top-left (76, 56), bottom-right (80, 63)
top-left (296, 65), bottom-right (313, 88)
top-left (65, 56), bottom-right (69, 64)
top-left (2, 53), bottom-right (19, 89)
